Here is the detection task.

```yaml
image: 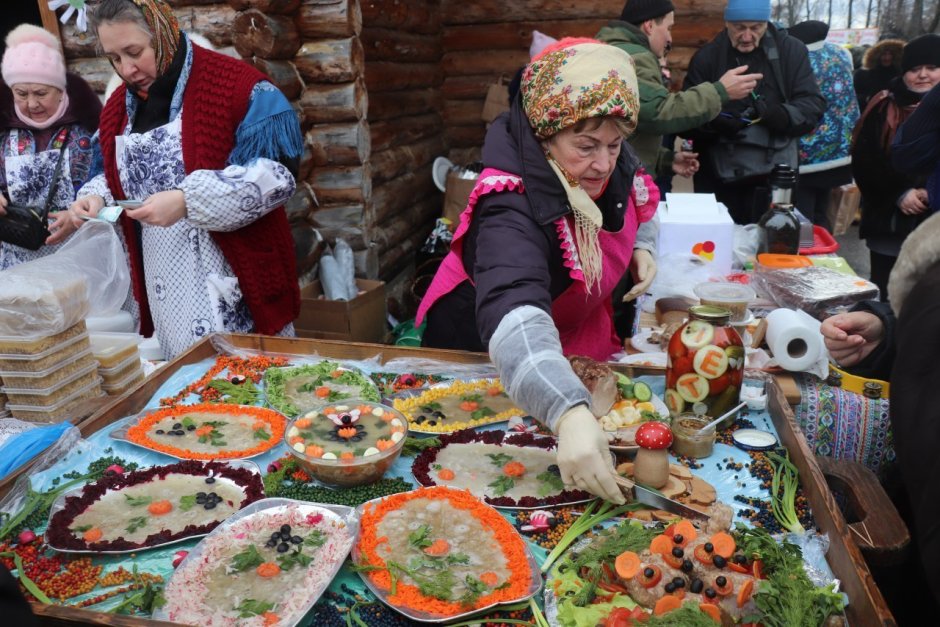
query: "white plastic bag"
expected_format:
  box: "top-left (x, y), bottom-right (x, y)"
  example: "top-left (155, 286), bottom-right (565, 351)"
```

top-left (645, 253), bottom-right (724, 313)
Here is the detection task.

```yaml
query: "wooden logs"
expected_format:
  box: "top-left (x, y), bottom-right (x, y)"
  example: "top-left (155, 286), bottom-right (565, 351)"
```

top-left (442, 19), bottom-right (607, 51)
top-left (361, 0), bottom-right (440, 34)
top-left (447, 124), bottom-right (487, 148)
top-left (297, 0), bottom-right (363, 39)
top-left (284, 182), bottom-right (317, 224)
top-left (368, 88), bottom-right (442, 121)
top-left (295, 38), bottom-right (364, 84)
top-left (373, 197), bottom-right (440, 254)
top-left (252, 59), bottom-right (304, 100)
top-left (307, 120), bottom-right (371, 167)
top-left (370, 163), bottom-right (435, 225)
top-left (444, 99), bottom-right (485, 126)
top-left (442, 75), bottom-right (498, 101)
top-left (441, 50), bottom-right (529, 77)
top-left (233, 9), bottom-right (301, 59)
top-left (370, 113), bottom-right (442, 153)
top-left (364, 62), bottom-right (443, 92)
top-left (65, 58), bottom-right (114, 94)
top-left (180, 3), bottom-right (239, 48)
top-left (227, 0), bottom-right (301, 13)
top-left (309, 204), bottom-right (366, 230)
top-left (310, 164), bottom-right (372, 205)
top-left (299, 79), bottom-right (368, 124)
top-left (440, 0), bottom-right (621, 25)
top-left (60, 24), bottom-right (98, 58)
top-left (360, 28), bottom-right (442, 63)
top-left (371, 135), bottom-right (445, 184)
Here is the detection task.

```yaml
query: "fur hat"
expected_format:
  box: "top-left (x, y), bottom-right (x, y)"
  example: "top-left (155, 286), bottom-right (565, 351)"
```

top-left (902, 34), bottom-right (940, 73)
top-left (724, 0), bottom-right (771, 22)
top-left (788, 20), bottom-right (829, 45)
top-left (1, 24), bottom-right (67, 91)
top-left (620, 0), bottom-right (675, 25)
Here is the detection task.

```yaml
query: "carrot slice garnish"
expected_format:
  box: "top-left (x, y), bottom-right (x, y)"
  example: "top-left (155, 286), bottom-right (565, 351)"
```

top-left (710, 531), bottom-right (736, 558)
top-left (699, 603), bottom-right (722, 623)
top-left (614, 550), bottom-right (642, 580)
top-left (653, 594), bottom-right (683, 615)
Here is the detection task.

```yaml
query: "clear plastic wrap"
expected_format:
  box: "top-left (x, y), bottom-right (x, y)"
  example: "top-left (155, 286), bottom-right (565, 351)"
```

top-left (751, 266), bottom-right (880, 320)
top-left (0, 221), bottom-right (130, 336)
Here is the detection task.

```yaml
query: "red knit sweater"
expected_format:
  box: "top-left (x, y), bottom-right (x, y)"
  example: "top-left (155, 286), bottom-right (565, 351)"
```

top-left (98, 45), bottom-right (299, 338)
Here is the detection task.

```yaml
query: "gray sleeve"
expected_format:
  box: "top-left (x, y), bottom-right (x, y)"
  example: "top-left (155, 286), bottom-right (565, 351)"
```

top-left (633, 213), bottom-right (659, 254)
top-left (488, 305), bottom-right (592, 432)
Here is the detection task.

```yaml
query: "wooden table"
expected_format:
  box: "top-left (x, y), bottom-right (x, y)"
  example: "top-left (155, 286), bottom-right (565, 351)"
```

top-left (0, 333), bottom-right (898, 626)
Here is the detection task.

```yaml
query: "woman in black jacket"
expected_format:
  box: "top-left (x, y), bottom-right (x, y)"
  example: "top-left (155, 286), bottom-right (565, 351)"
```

top-left (852, 34), bottom-right (940, 302)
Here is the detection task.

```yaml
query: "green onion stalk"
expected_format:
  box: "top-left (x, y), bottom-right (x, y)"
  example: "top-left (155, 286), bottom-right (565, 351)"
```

top-left (767, 450), bottom-right (804, 534)
top-left (0, 474), bottom-right (91, 542)
top-left (541, 499), bottom-right (642, 573)
top-left (0, 551), bottom-right (51, 604)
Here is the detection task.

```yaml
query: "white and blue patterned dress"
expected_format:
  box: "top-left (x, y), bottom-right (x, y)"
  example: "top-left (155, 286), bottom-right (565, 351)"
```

top-left (77, 38), bottom-right (301, 359)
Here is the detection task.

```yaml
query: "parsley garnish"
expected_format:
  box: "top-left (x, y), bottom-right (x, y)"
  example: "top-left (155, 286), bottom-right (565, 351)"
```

top-left (488, 475), bottom-right (515, 496)
top-left (253, 428), bottom-right (271, 440)
top-left (235, 598), bottom-right (275, 618)
top-left (536, 470), bottom-right (566, 496)
top-left (124, 493), bottom-right (152, 507)
top-left (408, 524), bottom-right (433, 550)
top-left (181, 416), bottom-right (196, 430)
top-left (276, 549), bottom-right (313, 571)
top-left (458, 574), bottom-right (489, 606)
top-left (179, 495), bottom-right (198, 511)
top-left (229, 544), bottom-right (264, 572)
top-left (471, 407), bottom-right (497, 421)
top-left (486, 452), bottom-right (513, 467)
top-left (125, 516), bottom-right (147, 534)
top-left (303, 530), bottom-right (326, 549)
top-left (73, 524), bottom-right (92, 533)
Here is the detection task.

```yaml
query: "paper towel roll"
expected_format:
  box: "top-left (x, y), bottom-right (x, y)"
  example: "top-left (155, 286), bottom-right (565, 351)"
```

top-left (765, 308), bottom-right (827, 375)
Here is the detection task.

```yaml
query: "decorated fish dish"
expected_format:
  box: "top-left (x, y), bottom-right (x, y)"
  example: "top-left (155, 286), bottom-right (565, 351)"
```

top-left (157, 499), bottom-right (358, 627)
top-left (265, 361), bottom-right (380, 417)
top-left (45, 460), bottom-right (264, 552)
top-left (353, 486), bottom-right (540, 621)
top-left (392, 378), bottom-right (524, 433)
top-left (411, 430), bottom-right (591, 508)
top-left (115, 403), bottom-right (287, 460)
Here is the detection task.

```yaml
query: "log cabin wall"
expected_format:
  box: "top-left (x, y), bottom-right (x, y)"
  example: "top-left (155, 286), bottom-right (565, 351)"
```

top-left (440, 0), bottom-right (725, 163)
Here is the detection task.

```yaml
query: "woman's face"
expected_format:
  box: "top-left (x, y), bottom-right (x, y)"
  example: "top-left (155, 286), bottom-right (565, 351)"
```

top-left (546, 120), bottom-right (623, 198)
top-left (97, 21), bottom-right (158, 94)
top-left (11, 84), bottom-right (63, 123)
top-left (903, 65), bottom-right (940, 93)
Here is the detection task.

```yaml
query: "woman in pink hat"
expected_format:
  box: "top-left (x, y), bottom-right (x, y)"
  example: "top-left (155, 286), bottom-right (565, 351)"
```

top-left (0, 24), bottom-right (101, 269)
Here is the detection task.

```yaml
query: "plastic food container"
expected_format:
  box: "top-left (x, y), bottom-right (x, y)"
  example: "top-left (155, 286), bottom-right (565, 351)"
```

top-left (100, 368), bottom-right (145, 396)
top-left (756, 253), bottom-right (812, 271)
top-left (285, 400), bottom-right (408, 488)
top-left (89, 332), bottom-right (142, 369)
top-left (0, 330), bottom-right (91, 373)
top-left (670, 414), bottom-right (716, 459)
top-left (693, 282), bottom-right (756, 323)
top-left (0, 321), bottom-right (87, 356)
top-left (0, 349), bottom-right (96, 391)
top-left (2, 362), bottom-right (101, 407)
top-left (6, 379), bottom-right (104, 423)
top-left (98, 352), bottom-right (142, 386)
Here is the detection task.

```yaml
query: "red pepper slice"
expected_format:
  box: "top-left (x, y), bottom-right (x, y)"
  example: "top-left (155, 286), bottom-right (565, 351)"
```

top-left (639, 564), bottom-right (662, 588)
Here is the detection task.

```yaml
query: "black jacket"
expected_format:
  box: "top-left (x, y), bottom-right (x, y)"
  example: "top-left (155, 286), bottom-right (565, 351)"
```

top-left (423, 100), bottom-right (639, 351)
top-left (852, 77), bottom-right (928, 245)
top-left (684, 25), bottom-right (825, 141)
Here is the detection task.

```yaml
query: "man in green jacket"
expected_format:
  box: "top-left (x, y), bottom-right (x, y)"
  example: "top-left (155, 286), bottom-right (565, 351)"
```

top-left (598, 0), bottom-right (762, 179)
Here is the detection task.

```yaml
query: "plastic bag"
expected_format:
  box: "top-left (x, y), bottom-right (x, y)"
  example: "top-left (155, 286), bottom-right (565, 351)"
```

top-left (318, 238), bottom-right (357, 301)
top-left (752, 266), bottom-right (880, 320)
top-left (733, 224), bottom-right (760, 269)
top-left (0, 220), bottom-right (129, 335)
top-left (644, 252), bottom-right (724, 313)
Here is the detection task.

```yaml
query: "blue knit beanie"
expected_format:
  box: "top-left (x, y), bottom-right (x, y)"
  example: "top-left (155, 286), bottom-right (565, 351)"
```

top-left (724, 0), bottom-right (771, 21)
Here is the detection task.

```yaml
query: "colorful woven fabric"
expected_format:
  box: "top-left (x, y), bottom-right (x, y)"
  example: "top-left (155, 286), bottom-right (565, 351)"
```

top-left (795, 373), bottom-right (895, 478)
top-left (130, 0), bottom-right (180, 76)
top-left (520, 40), bottom-right (640, 140)
top-left (798, 42), bottom-right (859, 172)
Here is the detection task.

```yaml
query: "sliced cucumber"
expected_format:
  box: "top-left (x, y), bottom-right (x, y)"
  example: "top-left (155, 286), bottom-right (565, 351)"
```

top-left (633, 381), bottom-right (652, 402)
top-left (616, 372), bottom-right (634, 399)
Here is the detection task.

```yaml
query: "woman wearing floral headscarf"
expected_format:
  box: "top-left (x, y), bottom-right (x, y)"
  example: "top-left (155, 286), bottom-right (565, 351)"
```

top-left (69, 0), bottom-right (302, 359)
top-left (417, 39), bottom-right (659, 502)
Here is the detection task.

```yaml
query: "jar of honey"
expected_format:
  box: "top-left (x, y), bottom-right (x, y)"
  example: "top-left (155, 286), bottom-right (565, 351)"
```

top-left (664, 305), bottom-right (744, 419)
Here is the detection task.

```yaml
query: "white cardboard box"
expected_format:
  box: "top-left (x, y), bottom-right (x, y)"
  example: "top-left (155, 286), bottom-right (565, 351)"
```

top-left (656, 193), bottom-right (735, 276)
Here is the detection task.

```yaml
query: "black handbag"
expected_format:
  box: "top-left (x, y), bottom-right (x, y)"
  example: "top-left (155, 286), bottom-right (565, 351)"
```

top-left (0, 134), bottom-right (70, 251)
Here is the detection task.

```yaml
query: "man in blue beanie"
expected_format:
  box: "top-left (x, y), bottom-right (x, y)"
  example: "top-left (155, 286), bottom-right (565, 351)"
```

top-left (682, 0), bottom-right (826, 224)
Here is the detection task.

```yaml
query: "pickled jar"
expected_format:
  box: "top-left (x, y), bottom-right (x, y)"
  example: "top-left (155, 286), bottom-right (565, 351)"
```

top-left (664, 305), bottom-right (744, 419)
top-left (671, 414), bottom-right (716, 459)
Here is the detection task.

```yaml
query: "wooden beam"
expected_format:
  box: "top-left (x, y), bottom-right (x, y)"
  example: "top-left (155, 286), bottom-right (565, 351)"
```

top-left (227, 0), bottom-right (301, 13)
top-left (252, 58), bottom-right (304, 101)
top-left (233, 10), bottom-right (301, 59)
top-left (360, 0), bottom-right (440, 34)
top-left (364, 61), bottom-right (443, 92)
top-left (368, 87), bottom-right (442, 121)
top-left (299, 79), bottom-right (368, 124)
top-left (371, 163), bottom-right (436, 225)
top-left (38, 0), bottom-right (61, 39)
top-left (298, 0), bottom-right (362, 39)
top-left (295, 37), bottom-right (365, 84)
top-left (65, 57), bottom-right (114, 94)
top-left (371, 135), bottom-right (445, 184)
top-left (446, 124), bottom-right (487, 148)
top-left (309, 164), bottom-right (372, 205)
top-left (441, 0), bottom-right (621, 25)
top-left (442, 49), bottom-right (529, 77)
top-left (444, 99), bottom-right (485, 126)
top-left (370, 112), bottom-right (442, 153)
top-left (306, 119), bottom-right (371, 166)
top-left (361, 27), bottom-right (441, 63)
top-left (178, 4), bottom-right (239, 48)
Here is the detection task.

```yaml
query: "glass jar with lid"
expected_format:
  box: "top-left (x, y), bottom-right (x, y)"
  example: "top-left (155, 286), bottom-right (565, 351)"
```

top-left (671, 413), bottom-right (717, 459)
top-left (664, 305), bottom-right (744, 420)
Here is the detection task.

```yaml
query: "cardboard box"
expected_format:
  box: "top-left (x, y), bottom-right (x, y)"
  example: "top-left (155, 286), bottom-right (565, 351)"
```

top-left (442, 171), bottom-right (477, 226)
top-left (657, 193), bottom-right (735, 276)
top-left (294, 279), bottom-right (387, 344)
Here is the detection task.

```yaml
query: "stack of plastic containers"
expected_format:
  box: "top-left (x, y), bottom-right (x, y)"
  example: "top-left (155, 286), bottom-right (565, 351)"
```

top-left (89, 332), bottom-right (144, 396)
top-left (0, 321), bottom-right (103, 422)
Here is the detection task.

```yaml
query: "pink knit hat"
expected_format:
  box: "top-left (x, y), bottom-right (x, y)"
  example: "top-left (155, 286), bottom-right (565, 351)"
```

top-left (2, 24), bottom-right (67, 91)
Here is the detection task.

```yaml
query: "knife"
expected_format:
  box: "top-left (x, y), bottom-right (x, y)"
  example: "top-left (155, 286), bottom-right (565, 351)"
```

top-left (614, 475), bottom-right (710, 521)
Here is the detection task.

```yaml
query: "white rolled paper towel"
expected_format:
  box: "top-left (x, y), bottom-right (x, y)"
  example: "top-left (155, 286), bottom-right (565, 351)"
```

top-left (764, 308), bottom-right (828, 378)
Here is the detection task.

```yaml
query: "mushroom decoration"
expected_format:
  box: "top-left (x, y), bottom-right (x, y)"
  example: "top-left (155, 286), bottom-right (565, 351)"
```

top-left (633, 422), bottom-right (673, 489)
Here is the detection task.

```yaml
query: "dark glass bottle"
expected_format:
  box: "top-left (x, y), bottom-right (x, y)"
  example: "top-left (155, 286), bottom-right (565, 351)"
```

top-left (757, 164), bottom-right (801, 255)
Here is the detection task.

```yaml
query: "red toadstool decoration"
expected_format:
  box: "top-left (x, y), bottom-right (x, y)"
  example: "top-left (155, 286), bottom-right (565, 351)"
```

top-left (633, 421), bottom-right (673, 489)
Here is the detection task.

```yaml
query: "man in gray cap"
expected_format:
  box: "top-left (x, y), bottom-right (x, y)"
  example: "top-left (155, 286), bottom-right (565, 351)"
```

top-left (598, 0), bottom-right (762, 180)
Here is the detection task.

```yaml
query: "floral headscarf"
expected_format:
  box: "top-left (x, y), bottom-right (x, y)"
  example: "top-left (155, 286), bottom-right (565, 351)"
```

top-left (519, 40), bottom-right (641, 293)
top-left (520, 39), bottom-right (640, 140)
top-left (129, 0), bottom-right (180, 76)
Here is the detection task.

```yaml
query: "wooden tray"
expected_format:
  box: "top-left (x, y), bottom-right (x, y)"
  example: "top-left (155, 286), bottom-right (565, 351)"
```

top-left (0, 333), bottom-right (897, 626)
